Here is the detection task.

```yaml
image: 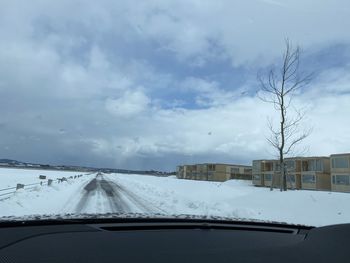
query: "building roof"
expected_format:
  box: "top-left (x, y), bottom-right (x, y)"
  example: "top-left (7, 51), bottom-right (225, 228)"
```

top-left (180, 163), bottom-right (252, 167)
top-left (253, 156), bottom-right (330, 162)
top-left (295, 156), bottom-right (330, 160)
top-left (330, 153), bottom-right (350, 157)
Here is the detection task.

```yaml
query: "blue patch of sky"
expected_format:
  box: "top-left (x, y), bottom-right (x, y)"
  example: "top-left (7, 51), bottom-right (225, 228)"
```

top-left (248, 43), bottom-right (350, 94)
top-left (300, 43), bottom-right (350, 93)
top-left (102, 39), bottom-right (256, 109)
top-left (302, 43), bottom-right (350, 74)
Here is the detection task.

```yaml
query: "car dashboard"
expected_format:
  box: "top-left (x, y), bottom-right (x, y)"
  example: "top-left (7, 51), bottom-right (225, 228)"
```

top-left (0, 218), bottom-right (348, 263)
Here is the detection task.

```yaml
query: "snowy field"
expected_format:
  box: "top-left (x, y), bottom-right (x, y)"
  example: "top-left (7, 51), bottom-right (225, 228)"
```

top-left (1, 168), bottom-right (350, 227)
top-left (113, 174), bottom-right (350, 226)
top-left (0, 167), bottom-right (86, 187)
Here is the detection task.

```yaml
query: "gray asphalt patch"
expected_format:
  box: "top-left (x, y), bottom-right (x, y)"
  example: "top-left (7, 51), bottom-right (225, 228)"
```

top-left (84, 179), bottom-right (97, 192)
top-left (100, 180), bottom-right (115, 197)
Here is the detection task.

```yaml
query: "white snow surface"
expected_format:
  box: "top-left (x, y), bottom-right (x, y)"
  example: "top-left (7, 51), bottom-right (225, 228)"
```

top-left (112, 174), bottom-right (350, 226)
top-left (1, 169), bottom-right (350, 226)
top-left (0, 167), bottom-right (85, 187)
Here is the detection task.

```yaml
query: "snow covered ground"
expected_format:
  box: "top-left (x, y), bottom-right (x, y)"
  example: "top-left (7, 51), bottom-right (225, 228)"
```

top-left (1, 168), bottom-right (350, 227)
top-left (113, 174), bottom-right (350, 226)
top-left (0, 168), bottom-right (94, 216)
top-left (0, 167), bottom-right (85, 187)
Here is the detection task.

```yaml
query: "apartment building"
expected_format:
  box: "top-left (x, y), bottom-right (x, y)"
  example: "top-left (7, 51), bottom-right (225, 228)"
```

top-left (301, 157), bottom-right (331, 191)
top-left (227, 165), bottom-right (252, 180)
top-left (176, 165), bottom-right (196, 180)
top-left (176, 163), bottom-right (252, 182)
top-left (185, 164), bottom-right (197, 180)
top-left (252, 158), bottom-right (300, 189)
top-left (330, 153), bottom-right (350, 192)
top-left (176, 165), bottom-right (184, 179)
top-left (252, 157), bottom-right (331, 190)
top-left (280, 158), bottom-right (302, 189)
top-left (252, 160), bottom-right (275, 187)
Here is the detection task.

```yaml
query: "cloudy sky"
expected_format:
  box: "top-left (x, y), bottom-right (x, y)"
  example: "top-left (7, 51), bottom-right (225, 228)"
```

top-left (0, 0), bottom-right (350, 171)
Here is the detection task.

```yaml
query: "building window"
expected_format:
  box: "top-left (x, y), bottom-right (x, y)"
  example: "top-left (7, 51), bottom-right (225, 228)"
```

top-left (303, 160), bottom-right (324, 171)
top-left (285, 160), bottom-right (295, 171)
top-left (302, 162), bottom-right (308, 171)
top-left (315, 160), bottom-right (323, 171)
top-left (252, 161), bottom-right (260, 173)
top-left (264, 174), bottom-right (272, 181)
top-left (208, 164), bottom-right (216, 171)
top-left (253, 175), bottom-right (261, 181)
top-left (274, 163), bottom-right (281, 171)
top-left (332, 157), bottom-right (349, 169)
top-left (333, 175), bottom-right (350, 185)
top-left (244, 168), bottom-right (252, 174)
top-left (287, 174), bottom-right (295, 182)
top-left (302, 174), bottom-right (316, 183)
top-left (231, 167), bottom-right (240, 174)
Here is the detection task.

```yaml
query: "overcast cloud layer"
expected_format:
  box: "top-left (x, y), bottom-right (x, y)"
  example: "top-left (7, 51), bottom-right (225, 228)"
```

top-left (0, 0), bottom-right (350, 170)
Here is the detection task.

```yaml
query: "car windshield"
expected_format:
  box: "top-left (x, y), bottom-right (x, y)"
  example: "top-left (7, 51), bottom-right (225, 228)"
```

top-left (0, 0), bottom-right (349, 227)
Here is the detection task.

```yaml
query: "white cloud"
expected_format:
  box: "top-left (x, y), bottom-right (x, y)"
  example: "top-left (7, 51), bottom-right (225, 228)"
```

top-left (121, 0), bottom-right (350, 66)
top-left (79, 69), bottom-right (350, 167)
top-left (105, 90), bottom-right (151, 118)
top-left (2, 0), bottom-right (350, 67)
top-left (180, 77), bottom-right (246, 107)
top-left (310, 67), bottom-right (350, 95)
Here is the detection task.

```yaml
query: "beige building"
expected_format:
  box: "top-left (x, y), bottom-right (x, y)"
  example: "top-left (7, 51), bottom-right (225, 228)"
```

top-left (286, 158), bottom-right (302, 189)
top-left (330, 153), bottom-right (350, 192)
top-left (252, 159), bottom-right (288, 188)
top-left (253, 156), bottom-right (331, 191)
top-left (301, 157), bottom-right (331, 191)
top-left (176, 165), bottom-right (185, 179)
top-left (176, 163), bottom-right (252, 182)
top-left (178, 154), bottom-right (350, 193)
top-left (252, 160), bottom-right (275, 187)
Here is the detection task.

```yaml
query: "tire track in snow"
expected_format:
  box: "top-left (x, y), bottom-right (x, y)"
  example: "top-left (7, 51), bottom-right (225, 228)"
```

top-left (72, 175), bottom-right (165, 214)
top-left (107, 179), bottom-right (167, 214)
top-left (99, 179), bottom-right (129, 213)
top-left (74, 178), bottom-right (98, 213)
top-left (59, 174), bottom-right (98, 214)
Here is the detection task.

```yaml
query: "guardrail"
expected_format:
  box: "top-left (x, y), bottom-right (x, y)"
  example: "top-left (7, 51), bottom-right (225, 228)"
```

top-left (0, 174), bottom-right (87, 201)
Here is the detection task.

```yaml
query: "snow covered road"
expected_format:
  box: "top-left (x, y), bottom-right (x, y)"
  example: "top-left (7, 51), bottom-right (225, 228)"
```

top-left (71, 174), bottom-right (162, 214)
top-left (0, 171), bottom-right (165, 217)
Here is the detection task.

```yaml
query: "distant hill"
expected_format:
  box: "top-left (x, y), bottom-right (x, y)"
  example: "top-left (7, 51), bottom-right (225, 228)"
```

top-left (0, 159), bottom-right (24, 165)
top-left (0, 159), bottom-right (174, 176)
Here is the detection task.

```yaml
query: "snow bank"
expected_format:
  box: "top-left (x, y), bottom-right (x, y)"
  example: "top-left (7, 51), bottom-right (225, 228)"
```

top-left (109, 173), bottom-right (350, 227)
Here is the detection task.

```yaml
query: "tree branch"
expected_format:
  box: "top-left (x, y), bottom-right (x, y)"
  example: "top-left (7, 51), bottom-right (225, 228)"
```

top-left (257, 38), bottom-right (313, 191)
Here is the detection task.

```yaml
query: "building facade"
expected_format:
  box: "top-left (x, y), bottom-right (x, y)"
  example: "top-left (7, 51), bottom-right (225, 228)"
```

top-left (284, 158), bottom-right (302, 189)
top-left (176, 163), bottom-right (252, 182)
top-left (330, 153), bottom-right (350, 192)
top-left (301, 157), bottom-right (331, 191)
top-left (252, 157), bottom-right (331, 191)
top-left (178, 154), bottom-right (350, 193)
top-left (252, 160), bottom-right (275, 187)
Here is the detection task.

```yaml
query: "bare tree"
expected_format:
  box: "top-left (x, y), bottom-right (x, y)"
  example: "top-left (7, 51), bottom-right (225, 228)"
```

top-left (258, 39), bottom-right (312, 191)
